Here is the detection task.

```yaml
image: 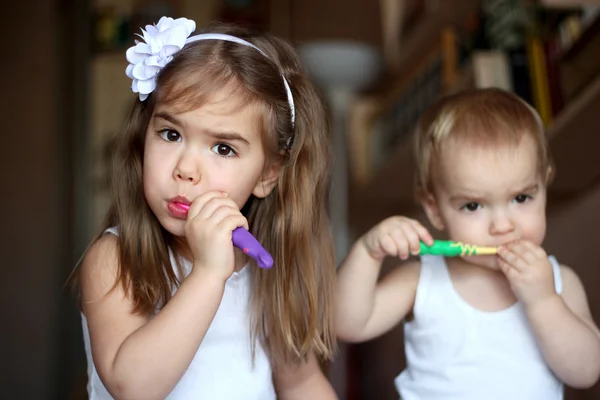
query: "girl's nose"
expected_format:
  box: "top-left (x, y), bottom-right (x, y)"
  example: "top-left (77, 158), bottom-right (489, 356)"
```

top-left (175, 167), bottom-right (199, 183)
top-left (173, 153), bottom-right (200, 184)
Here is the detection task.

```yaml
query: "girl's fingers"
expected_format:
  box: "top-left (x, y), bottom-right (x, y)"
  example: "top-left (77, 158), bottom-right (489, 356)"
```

top-left (186, 191), bottom-right (224, 219)
top-left (194, 195), bottom-right (239, 221)
top-left (202, 198), bottom-right (239, 221)
top-left (207, 205), bottom-right (246, 229)
top-left (220, 214), bottom-right (250, 234)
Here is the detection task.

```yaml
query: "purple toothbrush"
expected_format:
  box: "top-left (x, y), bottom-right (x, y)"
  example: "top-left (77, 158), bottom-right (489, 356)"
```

top-left (177, 203), bottom-right (274, 269)
top-left (231, 227), bottom-right (274, 269)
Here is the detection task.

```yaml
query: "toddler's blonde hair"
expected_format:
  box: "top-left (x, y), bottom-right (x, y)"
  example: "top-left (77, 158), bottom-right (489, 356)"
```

top-left (413, 88), bottom-right (553, 198)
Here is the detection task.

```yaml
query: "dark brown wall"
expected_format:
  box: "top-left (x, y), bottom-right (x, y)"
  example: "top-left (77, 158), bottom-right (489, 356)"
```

top-left (546, 186), bottom-right (600, 399)
top-left (1, 1), bottom-right (85, 398)
top-left (271, 0), bottom-right (382, 47)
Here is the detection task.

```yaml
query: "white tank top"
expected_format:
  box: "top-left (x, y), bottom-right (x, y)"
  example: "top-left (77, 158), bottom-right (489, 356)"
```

top-left (81, 228), bottom-right (276, 399)
top-left (395, 255), bottom-right (564, 400)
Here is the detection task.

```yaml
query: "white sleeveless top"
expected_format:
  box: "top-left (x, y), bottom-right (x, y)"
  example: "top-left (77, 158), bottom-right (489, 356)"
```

top-left (81, 228), bottom-right (276, 399)
top-left (395, 255), bottom-right (564, 400)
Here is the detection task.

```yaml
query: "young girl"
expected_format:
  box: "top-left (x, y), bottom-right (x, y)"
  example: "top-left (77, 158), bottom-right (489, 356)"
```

top-left (335, 89), bottom-right (600, 399)
top-left (73, 17), bottom-right (337, 399)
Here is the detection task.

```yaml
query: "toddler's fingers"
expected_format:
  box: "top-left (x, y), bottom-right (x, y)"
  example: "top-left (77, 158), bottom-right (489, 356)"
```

top-left (399, 225), bottom-right (422, 256)
top-left (408, 220), bottom-right (433, 245)
top-left (497, 256), bottom-right (519, 280)
top-left (498, 245), bottom-right (527, 271)
top-left (504, 242), bottom-right (536, 266)
top-left (520, 240), bottom-right (547, 260)
top-left (380, 235), bottom-right (400, 258)
top-left (389, 231), bottom-right (410, 259)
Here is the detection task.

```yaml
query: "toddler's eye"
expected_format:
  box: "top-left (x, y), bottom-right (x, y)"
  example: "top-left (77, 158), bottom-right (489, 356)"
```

top-left (159, 129), bottom-right (181, 142)
top-left (514, 194), bottom-right (531, 204)
top-left (211, 144), bottom-right (236, 157)
top-left (462, 202), bottom-right (481, 212)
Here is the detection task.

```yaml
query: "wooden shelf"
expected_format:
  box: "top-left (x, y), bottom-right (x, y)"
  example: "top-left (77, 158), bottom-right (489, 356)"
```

top-left (366, 0), bottom-right (479, 98)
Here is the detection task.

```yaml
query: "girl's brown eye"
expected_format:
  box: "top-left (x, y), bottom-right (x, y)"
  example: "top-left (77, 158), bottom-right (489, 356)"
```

top-left (217, 145), bottom-right (230, 155)
top-left (159, 129), bottom-right (181, 142)
top-left (211, 144), bottom-right (236, 157)
top-left (167, 131), bottom-right (179, 141)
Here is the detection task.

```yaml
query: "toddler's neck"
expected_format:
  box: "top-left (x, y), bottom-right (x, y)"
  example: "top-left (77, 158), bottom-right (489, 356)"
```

top-left (444, 256), bottom-right (517, 312)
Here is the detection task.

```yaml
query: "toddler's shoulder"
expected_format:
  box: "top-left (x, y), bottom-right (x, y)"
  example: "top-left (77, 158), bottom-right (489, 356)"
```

top-left (382, 259), bottom-right (422, 288)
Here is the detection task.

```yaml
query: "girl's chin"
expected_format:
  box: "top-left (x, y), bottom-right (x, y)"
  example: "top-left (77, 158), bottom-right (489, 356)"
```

top-left (159, 217), bottom-right (187, 238)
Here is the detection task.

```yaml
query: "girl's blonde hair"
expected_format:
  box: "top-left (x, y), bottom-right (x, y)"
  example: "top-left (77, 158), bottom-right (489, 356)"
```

top-left (413, 88), bottom-right (554, 198)
top-left (73, 23), bottom-right (335, 366)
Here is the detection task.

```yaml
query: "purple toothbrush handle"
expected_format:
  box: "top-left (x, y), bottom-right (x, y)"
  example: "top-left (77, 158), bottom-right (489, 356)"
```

top-left (232, 227), bottom-right (274, 269)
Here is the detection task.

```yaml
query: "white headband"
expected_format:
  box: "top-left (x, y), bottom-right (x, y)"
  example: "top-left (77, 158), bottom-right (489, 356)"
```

top-left (125, 17), bottom-right (296, 129)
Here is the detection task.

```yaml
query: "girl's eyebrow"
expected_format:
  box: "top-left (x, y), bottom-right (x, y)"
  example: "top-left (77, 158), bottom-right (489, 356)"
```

top-left (154, 111), bottom-right (184, 128)
top-left (153, 112), bottom-right (250, 145)
top-left (205, 130), bottom-right (251, 146)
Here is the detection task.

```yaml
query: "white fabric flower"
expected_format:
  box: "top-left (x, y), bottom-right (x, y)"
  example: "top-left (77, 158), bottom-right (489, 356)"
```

top-left (125, 17), bottom-right (196, 100)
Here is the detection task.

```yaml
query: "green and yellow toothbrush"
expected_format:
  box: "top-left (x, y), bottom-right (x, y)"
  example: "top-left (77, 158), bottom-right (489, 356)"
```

top-left (419, 240), bottom-right (498, 257)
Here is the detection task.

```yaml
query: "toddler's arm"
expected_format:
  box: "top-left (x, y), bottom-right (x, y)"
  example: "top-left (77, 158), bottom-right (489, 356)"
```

top-left (526, 265), bottom-right (600, 388)
top-left (273, 352), bottom-right (338, 399)
top-left (335, 216), bottom-right (433, 342)
top-left (80, 235), bottom-right (227, 399)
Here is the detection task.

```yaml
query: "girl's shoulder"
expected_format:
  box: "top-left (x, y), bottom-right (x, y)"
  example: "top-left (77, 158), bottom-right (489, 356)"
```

top-left (79, 232), bottom-right (120, 304)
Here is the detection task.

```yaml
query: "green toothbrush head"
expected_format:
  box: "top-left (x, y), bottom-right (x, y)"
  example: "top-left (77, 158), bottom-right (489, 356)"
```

top-left (419, 240), bottom-right (498, 257)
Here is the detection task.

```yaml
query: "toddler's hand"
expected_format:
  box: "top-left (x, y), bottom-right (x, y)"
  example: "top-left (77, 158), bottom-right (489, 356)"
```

top-left (497, 240), bottom-right (557, 308)
top-left (360, 216), bottom-right (433, 262)
top-left (185, 191), bottom-right (249, 281)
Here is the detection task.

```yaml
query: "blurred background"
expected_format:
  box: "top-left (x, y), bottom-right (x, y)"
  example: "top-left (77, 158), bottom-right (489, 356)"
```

top-left (3, 0), bottom-right (599, 398)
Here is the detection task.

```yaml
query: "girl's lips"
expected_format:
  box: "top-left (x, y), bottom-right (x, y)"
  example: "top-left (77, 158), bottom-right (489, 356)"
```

top-left (176, 203), bottom-right (190, 211)
top-left (168, 202), bottom-right (190, 218)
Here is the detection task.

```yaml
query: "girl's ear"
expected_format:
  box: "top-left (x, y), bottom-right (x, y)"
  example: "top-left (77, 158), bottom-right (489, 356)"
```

top-left (252, 162), bottom-right (281, 198)
top-left (421, 192), bottom-right (445, 231)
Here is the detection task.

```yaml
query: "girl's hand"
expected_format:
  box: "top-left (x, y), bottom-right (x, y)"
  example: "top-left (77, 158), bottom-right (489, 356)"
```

top-left (360, 216), bottom-right (433, 262)
top-left (497, 240), bottom-right (557, 308)
top-left (185, 191), bottom-right (248, 281)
